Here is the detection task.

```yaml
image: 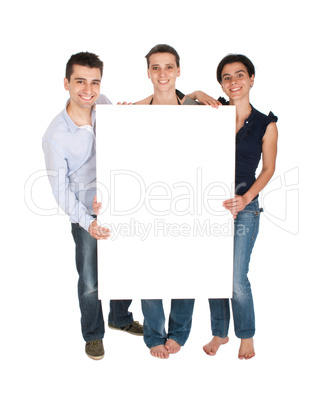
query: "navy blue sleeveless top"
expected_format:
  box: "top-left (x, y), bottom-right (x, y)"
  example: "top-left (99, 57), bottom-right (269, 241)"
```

top-left (180, 92), bottom-right (278, 199)
top-left (234, 105), bottom-right (278, 198)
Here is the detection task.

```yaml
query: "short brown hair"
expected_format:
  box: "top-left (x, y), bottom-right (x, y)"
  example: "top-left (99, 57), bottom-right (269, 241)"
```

top-left (65, 51), bottom-right (104, 81)
top-left (145, 44), bottom-right (180, 68)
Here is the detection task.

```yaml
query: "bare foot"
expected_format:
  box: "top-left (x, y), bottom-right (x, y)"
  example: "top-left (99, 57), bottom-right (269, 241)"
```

top-left (165, 339), bottom-right (181, 354)
top-left (238, 338), bottom-right (255, 360)
top-left (203, 336), bottom-right (229, 356)
top-left (150, 345), bottom-right (169, 359)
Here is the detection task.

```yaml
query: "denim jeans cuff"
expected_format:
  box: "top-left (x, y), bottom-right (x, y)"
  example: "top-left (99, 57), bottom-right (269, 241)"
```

top-left (144, 340), bottom-right (167, 349)
top-left (167, 336), bottom-right (184, 347)
top-left (84, 334), bottom-right (105, 342)
top-left (235, 331), bottom-right (255, 339)
top-left (108, 318), bottom-right (134, 328)
top-left (211, 331), bottom-right (229, 338)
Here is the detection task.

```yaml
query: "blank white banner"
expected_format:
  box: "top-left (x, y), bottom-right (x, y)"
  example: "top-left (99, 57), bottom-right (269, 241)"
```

top-left (96, 105), bottom-right (236, 299)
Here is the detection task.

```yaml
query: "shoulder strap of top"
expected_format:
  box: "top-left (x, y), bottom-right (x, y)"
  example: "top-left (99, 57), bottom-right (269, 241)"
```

top-left (149, 97), bottom-right (181, 105)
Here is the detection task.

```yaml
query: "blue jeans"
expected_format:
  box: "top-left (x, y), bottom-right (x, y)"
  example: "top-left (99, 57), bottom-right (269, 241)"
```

top-left (141, 299), bottom-right (195, 348)
top-left (208, 199), bottom-right (261, 339)
top-left (71, 223), bottom-right (134, 341)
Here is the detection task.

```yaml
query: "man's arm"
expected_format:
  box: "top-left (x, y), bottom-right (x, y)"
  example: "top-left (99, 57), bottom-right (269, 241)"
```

top-left (42, 139), bottom-right (109, 239)
top-left (42, 139), bottom-right (95, 230)
top-left (43, 139), bottom-right (110, 239)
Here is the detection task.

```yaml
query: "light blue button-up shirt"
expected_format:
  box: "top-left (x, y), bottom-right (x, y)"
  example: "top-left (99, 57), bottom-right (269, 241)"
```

top-left (42, 94), bottom-right (111, 231)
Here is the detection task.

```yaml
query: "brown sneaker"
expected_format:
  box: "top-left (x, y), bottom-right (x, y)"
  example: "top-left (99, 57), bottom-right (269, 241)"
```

top-left (108, 320), bottom-right (143, 336)
top-left (85, 339), bottom-right (105, 360)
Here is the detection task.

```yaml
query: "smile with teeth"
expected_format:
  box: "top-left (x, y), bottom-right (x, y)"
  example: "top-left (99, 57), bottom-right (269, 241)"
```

top-left (230, 87), bottom-right (241, 92)
top-left (80, 95), bottom-right (94, 100)
top-left (158, 80), bottom-right (169, 84)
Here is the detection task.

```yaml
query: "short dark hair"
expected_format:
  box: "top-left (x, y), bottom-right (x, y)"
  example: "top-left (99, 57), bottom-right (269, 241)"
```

top-left (145, 44), bottom-right (180, 68)
top-left (216, 54), bottom-right (255, 83)
top-left (65, 51), bottom-right (104, 81)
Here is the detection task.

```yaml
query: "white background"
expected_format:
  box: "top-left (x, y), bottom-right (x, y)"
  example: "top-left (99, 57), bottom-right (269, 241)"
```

top-left (1, 0), bottom-right (322, 401)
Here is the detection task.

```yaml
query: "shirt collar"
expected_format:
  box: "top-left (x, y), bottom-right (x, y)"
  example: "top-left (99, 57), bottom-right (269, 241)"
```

top-left (63, 99), bottom-right (96, 134)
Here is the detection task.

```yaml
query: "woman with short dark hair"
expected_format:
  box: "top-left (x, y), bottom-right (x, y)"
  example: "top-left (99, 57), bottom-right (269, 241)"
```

top-left (203, 54), bottom-right (278, 360)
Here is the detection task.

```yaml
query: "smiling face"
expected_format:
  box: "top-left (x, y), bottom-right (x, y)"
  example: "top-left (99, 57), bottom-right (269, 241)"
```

top-left (147, 53), bottom-right (180, 93)
top-left (220, 62), bottom-right (254, 102)
top-left (64, 64), bottom-right (101, 110)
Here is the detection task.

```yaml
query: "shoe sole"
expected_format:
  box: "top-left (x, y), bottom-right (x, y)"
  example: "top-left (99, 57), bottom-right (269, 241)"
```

top-left (108, 324), bottom-right (143, 336)
top-left (86, 353), bottom-right (105, 360)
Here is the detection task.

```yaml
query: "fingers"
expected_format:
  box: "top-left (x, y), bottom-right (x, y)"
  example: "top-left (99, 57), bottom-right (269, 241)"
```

top-left (93, 202), bottom-right (102, 214)
top-left (208, 99), bottom-right (221, 108)
top-left (201, 97), bottom-right (221, 108)
top-left (92, 194), bottom-right (102, 214)
top-left (89, 220), bottom-right (111, 240)
top-left (194, 91), bottom-right (221, 108)
top-left (91, 226), bottom-right (110, 240)
top-left (94, 227), bottom-right (110, 240)
top-left (117, 102), bottom-right (133, 105)
top-left (223, 196), bottom-right (244, 218)
top-left (223, 197), bottom-right (236, 208)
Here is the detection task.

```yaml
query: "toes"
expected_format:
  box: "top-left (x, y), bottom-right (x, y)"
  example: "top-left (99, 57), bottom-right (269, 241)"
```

top-left (203, 345), bottom-right (216, 356)
top-left (150, 346), bottom-right (169, 359)
top-left (165, 340), bottom-right (181, 354)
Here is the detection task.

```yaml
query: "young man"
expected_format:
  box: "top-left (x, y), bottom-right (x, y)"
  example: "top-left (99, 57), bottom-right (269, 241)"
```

top-left (42, 52), bottom-right (143, 360)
